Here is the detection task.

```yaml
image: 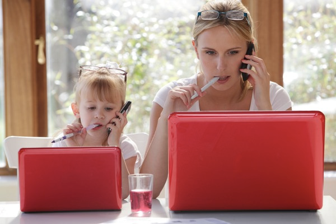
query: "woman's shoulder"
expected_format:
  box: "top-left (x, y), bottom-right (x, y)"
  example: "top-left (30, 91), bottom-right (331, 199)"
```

top-left (269, 81), bottom-right (284, 90)
top-left (269, 81), bottom-right (290, 97)
top-left (166, 74), bottom-right (197, 88)
top-left (269, 81), bottom-right (293, 110)
top-left (153, 74), bottom-right (197, 107)
top-left (250, 81), bottom-right (292, 111)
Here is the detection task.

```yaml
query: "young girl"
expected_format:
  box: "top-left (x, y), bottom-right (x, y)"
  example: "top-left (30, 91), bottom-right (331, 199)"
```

top-left (53, 63), bottom-right (142, 199)
top-left (140, 0), bottom-right (292, 198)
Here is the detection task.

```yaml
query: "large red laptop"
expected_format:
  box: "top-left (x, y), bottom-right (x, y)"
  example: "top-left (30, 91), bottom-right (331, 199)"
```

top-left (168, 111), bottom-right (324, 211)
top-left (18, 147), bottom-right (122, 212)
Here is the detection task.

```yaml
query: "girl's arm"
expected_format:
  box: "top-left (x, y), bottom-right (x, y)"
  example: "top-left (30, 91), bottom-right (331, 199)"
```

top-left (107, 111), bottom-right (135, 199)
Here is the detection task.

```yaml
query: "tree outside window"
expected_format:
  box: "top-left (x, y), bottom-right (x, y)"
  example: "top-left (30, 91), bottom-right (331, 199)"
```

top-left (46, 0), bottom-right (203, 136)
top-left (284, 0), bottom-right (336, 162)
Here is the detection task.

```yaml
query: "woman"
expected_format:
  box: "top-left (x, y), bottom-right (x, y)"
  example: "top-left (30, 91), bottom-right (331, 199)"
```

top-left (140, 0), bottom-right (292, 198)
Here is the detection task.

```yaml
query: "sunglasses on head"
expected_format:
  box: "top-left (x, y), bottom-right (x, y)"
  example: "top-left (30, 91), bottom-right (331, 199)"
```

top-left (78, 62), bottom-right (127, 83)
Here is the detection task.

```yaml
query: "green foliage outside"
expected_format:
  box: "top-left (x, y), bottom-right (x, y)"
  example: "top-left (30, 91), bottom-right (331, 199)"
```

top-left (46, 0), bottom-right (336, 162)
top-left (284, 0), bottom-right (336, 161)
top-left (47, 0), bottom-right (203, 135)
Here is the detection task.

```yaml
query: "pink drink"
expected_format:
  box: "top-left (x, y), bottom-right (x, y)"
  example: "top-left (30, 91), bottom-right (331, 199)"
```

top-left (130, 189), bottom-right (152, 214)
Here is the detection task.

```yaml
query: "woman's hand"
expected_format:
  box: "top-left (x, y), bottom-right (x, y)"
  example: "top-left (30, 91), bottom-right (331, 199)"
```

top-left (64, 122), bottom-right (86, 146)
top-left (240, 54), bottom-right (272, 110)
top-left (106, 111), bottom-right (128, 146)
top-left (161, 84), bottom-right (203, 119)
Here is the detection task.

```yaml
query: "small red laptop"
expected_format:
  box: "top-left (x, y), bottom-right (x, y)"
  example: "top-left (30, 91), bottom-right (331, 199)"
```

top-left (168, 111), bottom-right (325, 211)
top-left (18, 147), bottom-right (122, 212)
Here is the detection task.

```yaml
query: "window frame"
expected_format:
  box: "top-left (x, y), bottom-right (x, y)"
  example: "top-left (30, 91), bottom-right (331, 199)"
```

top-left (1, 0), bottom-right (47, 175)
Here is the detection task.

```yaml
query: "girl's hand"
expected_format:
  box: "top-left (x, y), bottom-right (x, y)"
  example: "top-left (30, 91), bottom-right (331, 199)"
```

top-left (64, 122), bottom-right (87, 146)
top-left (240, 54), bottom-right (272, 110)
top-left (161, 84), bottom-right (203, 119)
top-left (106, 111), bottom-right (128, 146)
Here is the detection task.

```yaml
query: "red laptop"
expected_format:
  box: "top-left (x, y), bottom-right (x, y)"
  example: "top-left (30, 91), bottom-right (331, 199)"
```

top-left (18, 147), bottom-right (122, 212)
top-left (168, 111), bottom-right (325, 211)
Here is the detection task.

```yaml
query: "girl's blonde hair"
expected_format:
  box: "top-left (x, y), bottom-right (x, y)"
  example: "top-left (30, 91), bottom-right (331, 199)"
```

top-left (74, 68), bottom-right (126, 108)
top-left (193, 0), bottom-right (256, 99)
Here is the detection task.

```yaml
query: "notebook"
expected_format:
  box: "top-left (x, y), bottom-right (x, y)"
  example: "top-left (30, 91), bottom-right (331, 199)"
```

top-left (168, 111), bottom-right (325, 211)
top-left (18, 147), bottom-right (122, 212)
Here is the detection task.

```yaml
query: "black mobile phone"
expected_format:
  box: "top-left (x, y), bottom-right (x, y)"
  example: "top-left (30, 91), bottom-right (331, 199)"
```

top-left (107, 101), bottom-right (132, 135)
top-left (120, 101), bottom-right (132, 114)
top-left (240, 42), bottom-right (255, 81)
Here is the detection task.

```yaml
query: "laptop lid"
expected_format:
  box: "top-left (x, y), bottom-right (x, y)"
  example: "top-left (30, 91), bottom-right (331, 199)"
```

top-left (18, 147), bottom-right (122, 212)
top-left (168, 111), bottom-right (325, 211)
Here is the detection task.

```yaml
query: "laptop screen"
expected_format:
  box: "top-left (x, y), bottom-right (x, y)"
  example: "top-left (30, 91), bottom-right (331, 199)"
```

top-left (19, 147), bottom-right (122, 212)
top-left (168, 111), bottom-right (324, 211)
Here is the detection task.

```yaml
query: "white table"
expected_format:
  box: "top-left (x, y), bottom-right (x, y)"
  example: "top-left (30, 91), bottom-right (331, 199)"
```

top-left (1, 196), bottom-right (335, 224)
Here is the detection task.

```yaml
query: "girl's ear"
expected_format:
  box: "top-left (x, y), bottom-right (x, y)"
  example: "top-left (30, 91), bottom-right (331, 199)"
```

top-left (71, 103), bottom-right (80, 118)
top-left (192, 40), bottom-right (200, 59)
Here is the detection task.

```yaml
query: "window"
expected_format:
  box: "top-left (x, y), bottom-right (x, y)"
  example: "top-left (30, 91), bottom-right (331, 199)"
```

top-left (1, 0), bottom-right (335, 172)
top-left (46, 0), bottom-right (204, 136)
top-left (284, 0), bottom-right (336, 165)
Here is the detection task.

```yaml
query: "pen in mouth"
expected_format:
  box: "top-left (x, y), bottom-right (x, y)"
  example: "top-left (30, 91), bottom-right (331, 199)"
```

top-left (191, 76), bottom-right (219, 100)
top-left (86, 124), bottom-right (101, 130)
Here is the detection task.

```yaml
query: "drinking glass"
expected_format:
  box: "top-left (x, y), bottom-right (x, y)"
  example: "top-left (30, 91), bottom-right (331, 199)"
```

top-left (128, 174), bottom-right (153, 216)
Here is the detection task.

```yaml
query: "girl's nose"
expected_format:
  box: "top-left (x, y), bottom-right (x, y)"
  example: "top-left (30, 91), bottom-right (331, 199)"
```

top-left (95, 111), bottom-right (105, 119)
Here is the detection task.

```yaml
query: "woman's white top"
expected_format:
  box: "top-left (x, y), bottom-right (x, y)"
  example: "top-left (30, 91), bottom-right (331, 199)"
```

top-left (154, 74), bottom-right (292, 111)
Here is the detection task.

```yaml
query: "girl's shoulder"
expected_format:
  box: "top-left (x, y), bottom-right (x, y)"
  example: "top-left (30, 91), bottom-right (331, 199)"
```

top-left (120, 134), bottom-right (136, 148)
top-left (120, 134), bottom-right (143, 168)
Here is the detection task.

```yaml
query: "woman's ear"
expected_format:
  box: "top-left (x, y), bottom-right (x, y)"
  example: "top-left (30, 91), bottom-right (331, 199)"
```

top-left (71, 103), bottom-right (80, 118)
top-left (192, 40), bottom-right (200, 59)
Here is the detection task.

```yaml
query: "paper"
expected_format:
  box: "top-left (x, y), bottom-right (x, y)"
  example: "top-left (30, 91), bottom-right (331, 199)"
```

top-left (102, 217), bottom-right (230, 224)
top-left (0, 204), bottom-right (21, 217)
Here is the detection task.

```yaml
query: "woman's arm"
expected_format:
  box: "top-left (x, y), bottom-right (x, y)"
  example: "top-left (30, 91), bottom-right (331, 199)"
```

top-left (241, 54), bottom-right (272, 110)
top-left (140, 103), bottom-right (167, 198)
top-left (121, 156), bottom-right (136, 199)
top-left (141, 85), bottom-right (202, 198)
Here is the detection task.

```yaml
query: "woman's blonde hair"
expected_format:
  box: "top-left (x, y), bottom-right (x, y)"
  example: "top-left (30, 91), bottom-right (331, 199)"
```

top-left (74, 68), bottom-right (126, 108)
top-left (193, 0), bottom-right (256, 99)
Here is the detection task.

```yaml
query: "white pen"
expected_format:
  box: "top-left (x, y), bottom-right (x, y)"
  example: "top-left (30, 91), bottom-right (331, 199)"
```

top-left (191, 76), bottom-right (220, 100)
top-left (51, 124), bottom-right (100, 143)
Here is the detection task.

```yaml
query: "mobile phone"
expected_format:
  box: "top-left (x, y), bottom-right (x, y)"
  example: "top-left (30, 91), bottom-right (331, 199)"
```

top-left (240, 42), bottom-right (255, 81)
top-left (120, 101), bottom-right (132, 114)
top-left (107, 101), bottom-right (132, 135)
